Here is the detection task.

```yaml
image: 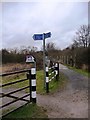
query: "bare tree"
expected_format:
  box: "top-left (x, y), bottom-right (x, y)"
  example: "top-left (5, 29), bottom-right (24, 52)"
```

top-left (73, 25), bottom-right (90, 48)
top-left (46, 42), bottom-right (56, 51)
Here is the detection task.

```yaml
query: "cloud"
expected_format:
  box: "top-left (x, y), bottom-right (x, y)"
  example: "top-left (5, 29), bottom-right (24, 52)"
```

top-left (1, 2), bottom-right (88, 50)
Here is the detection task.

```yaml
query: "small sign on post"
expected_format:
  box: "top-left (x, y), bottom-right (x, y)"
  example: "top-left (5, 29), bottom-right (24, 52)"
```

top-left (26, 55), bottom-right (35, 63)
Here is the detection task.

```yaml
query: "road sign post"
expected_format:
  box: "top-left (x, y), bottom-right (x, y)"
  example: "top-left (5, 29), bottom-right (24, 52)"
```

top-left (43, 33), bottom-right (46, 88)
top-left (33, 32), bottom-right (51, 89)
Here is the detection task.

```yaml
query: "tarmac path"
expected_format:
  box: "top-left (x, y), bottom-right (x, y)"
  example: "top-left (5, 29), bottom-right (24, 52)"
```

top-left (37, 64), bottom-right (88, 118)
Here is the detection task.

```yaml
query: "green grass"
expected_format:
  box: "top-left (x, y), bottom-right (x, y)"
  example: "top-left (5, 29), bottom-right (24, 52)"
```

top-left (2, 70), bottom-right (68, 94)
top-left (36, 70), bottom-right (45, 94)
top-left (37, 70), bottom-right (68, 94)
top-left (2, 103), bottom-right (48, 119)
top-left (2, 73), bottom-right (29, 93)
top-left (67, 66), bottom-right (90, 77)
top-left (49, 72), bottom-right (68, 93)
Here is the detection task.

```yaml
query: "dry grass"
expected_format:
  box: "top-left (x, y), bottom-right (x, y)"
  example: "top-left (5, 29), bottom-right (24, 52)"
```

top-left (0, 63), bottom-right (34, 73)
top-left (0, 63), bottom-right (34, 86)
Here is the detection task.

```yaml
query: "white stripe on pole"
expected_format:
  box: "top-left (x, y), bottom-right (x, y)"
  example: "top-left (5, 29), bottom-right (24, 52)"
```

top-left (32, 91), bottom-right (36, 98)
top-left (55, 63), bottom-right (58, 67)
top-left (46, 77), bottom-right (49, 83)
top-left (31, 68), bottom-right (36, 74)
top-left (31, 79), bottom-right (36, 86)
top-left (46, 67), bottom-right (48, 72)
top-left (55, 70), bottom-right (58, 75)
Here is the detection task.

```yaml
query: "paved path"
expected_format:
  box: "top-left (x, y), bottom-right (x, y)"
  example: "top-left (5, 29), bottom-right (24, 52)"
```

top-left (37, 64), bottom-right (88, 118)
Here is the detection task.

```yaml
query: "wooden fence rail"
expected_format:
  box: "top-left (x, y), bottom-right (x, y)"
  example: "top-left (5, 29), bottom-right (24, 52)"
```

top-left (45, 62), bottom-right (59, 93)
top-left (0, 67), bottom-right (36, 117)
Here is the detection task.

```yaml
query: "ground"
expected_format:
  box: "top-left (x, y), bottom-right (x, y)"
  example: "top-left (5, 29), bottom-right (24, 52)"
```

top-left (1, 64), bottom-right (88, 118)
top-left (37, 64), bottom-right (88, 118)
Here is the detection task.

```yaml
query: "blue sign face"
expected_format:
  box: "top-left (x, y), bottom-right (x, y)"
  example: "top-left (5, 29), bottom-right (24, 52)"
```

top-left (33, 34), bottom-right (43, 40)
top-left (33, 32), bottom-right (51, 40)
top-left (44, 32), bottom-right (51, 39)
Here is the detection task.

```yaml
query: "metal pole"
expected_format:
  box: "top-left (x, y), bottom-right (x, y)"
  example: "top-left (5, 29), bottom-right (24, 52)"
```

top-left (43, 33), bottom-right (46, 88)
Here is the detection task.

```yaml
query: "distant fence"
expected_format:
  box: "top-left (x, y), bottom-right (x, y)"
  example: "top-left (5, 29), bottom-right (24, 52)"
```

top-left (45, 63), bottom-right (59, 93)
top-left (0, 67), bottom-right (36, 117)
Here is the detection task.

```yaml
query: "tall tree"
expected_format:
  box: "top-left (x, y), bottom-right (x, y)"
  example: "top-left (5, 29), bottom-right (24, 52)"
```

top-left (73, 25), bottom-right (90, 48)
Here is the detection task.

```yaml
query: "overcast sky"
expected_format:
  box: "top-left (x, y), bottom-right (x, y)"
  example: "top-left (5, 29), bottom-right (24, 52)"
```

top-left (1, 1), bottom-right (88, 50)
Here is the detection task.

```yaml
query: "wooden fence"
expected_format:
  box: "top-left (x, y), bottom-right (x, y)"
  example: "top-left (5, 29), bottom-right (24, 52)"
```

top-left (45, 63), bottom-right (59, 93)
top-left (0, 67), bottom-right (36, 117)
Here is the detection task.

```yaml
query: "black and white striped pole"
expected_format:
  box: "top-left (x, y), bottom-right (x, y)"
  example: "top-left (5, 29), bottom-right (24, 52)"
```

top-left (46, 67), bottom-right (49, 93)
top-left (31, 68), bottom-right (36, 103)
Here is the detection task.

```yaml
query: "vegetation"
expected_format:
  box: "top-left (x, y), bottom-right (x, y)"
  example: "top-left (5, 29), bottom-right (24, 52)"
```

top-left (2, 103), bottom-right (48, 119)
top-left (61, 47), bottom-right (89, 70)
top-left (73, 25), bottom-right (90, 48)
top-left (60, 24), bottom-right (90, 71)
top-left (37, 70), bottom-right (68, 94)
top-left (67, 65), bottom-right (90, 77)
top-left (2, 69), bottom-right (67, 94)
top-left (1, 42), bottom-right (61, 70)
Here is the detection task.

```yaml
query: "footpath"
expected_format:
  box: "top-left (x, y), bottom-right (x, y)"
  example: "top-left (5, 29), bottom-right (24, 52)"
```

top-left (37, 64), bottom-right (88, 118)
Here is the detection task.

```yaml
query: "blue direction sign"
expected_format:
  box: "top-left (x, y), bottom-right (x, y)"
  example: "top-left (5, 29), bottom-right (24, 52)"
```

top-left (33, 34), bottom-right (43, 40)
top-left (33, 32), bottom-right (51, 40)
top-left (44, 32), bottom-right (51, 39)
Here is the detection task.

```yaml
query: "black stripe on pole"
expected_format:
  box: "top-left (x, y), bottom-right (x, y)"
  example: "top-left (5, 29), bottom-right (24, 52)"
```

top-left (31, 74), bottom-right (36, 79)
top-left (31, 68), bottom-right (36, 103)
top-left (46, 67), bottom-right (49, 93)
top-left (46, 72), bottom-right (48, 77)
top-left (32, 86), bottom-right (36, 91)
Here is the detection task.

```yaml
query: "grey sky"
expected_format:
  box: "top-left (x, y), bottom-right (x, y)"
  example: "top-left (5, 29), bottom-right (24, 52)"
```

top-left (1, 1), bottom-right (88, 50)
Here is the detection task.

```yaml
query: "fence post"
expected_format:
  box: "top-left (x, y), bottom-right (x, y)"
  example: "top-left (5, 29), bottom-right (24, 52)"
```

top-left (55, 63), bottom-right (59, 80)
top-left (31, 68), bottom-right (36, 103)
top-left (46, 67), bottom-right (49, 93)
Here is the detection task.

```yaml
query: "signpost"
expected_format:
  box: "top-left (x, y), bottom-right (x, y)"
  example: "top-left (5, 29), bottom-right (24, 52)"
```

top-left (33, 32), bottom-right (51, 88)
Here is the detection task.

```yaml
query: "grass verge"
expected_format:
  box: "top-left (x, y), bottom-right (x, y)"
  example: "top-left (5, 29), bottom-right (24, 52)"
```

top-left (67, 66), bottom-right (90, 77)
top-left (37, 70), bottom-right (68, 94)
top-left (2, 103), bottom-right (48, 119)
